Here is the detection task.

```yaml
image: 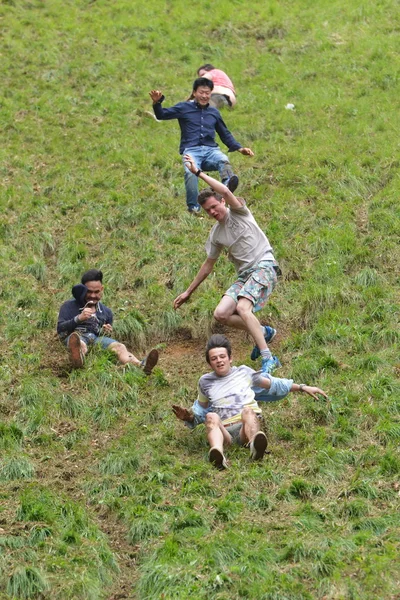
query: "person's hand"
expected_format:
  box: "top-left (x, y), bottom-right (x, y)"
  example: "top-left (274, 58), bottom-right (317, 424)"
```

top-left (183, 154), bottom-right (198, 174)
top-left (301, 386), bottom-right (329, 400)
top-left (173, 291), bottom-right (191, 310)
top-left (172, 405), bottom-right (194, 422)
top-left (238, 147), bottom-right (255, 157)
top-left (102, 323), bottom-right (113, 334)
top-left (149, 90), bottom-right (163, 103)
top-left (78, 307), bottom-right (96, 322)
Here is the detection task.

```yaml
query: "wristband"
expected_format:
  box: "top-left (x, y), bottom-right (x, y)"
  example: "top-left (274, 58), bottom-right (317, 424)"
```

top-left (74, 315), bottom-right (80, 324)
top-left (195, 169), bottom-right (202, 177)
top-left (299, 384), bottom-right (306, 392)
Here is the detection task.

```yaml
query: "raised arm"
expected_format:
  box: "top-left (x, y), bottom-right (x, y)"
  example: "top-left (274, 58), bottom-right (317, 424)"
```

top-left (183, 154), bottom-right (243, 209)
top-left (173, 257), bottom-right (216, 309)
top-left (149, 90), bottom-right (182, 120)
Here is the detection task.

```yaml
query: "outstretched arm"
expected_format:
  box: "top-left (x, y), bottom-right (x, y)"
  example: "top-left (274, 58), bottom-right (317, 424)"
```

top-left (173, 257), bottom-right (216, 309)
top-left (183, 154), bottom-right (243, 210)
top-left (257, 375), bottom-right (328, 401)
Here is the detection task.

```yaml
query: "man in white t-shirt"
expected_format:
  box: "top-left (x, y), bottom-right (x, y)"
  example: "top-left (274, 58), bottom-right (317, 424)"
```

top-left (172, 335), bottom-right (328, 470)
top-left (174, 155), bottom-right (280, 373)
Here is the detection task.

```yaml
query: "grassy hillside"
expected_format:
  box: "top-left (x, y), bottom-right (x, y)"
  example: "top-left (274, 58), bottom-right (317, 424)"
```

top-left (0, 0), bottom-right (399, 598)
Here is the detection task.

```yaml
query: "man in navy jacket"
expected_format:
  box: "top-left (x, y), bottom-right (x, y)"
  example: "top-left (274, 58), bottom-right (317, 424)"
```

top-left (57, 269), bottom-right (158, 373)
top-left (149, 77), bottom-right (254, 214)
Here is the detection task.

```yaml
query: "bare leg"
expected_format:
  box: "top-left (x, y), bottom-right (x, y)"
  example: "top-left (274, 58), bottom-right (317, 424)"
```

top-left (239, 407), bottom-right (261, 445)
top-left (108, 342), bottom-right (141, 366)
top-left (205, 413), bottom-right (232, 451)
top-left (214, 296), bottom-right (269, 351)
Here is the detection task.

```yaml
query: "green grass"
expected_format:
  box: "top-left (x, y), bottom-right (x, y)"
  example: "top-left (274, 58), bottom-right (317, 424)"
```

top-left (1, 0), bottom-right (399, 598)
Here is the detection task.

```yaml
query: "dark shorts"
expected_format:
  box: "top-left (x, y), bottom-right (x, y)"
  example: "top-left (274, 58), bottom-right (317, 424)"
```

top-left (225, 422), bottom-right (244, 445)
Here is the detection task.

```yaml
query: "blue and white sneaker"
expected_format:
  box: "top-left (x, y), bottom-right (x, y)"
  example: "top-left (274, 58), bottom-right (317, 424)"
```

top-left (261, 355), bottom-right (281, 374)
top-left (250, 326), bottom-right (277, 361)
top-left (188, 205), bottom-right (202, 215)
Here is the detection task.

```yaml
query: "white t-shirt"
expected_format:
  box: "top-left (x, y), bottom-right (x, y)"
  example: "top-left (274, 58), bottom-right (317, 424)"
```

top-left (198, 365), bottom-right (263, 425)
top-left (205, 203), bottom-right (275, 274)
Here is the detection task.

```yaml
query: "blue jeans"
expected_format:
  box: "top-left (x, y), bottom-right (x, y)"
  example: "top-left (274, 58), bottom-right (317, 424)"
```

top-left (182, 146), bottom-right (233, 210)
top-left (64, 332), bottom-right (117, 349)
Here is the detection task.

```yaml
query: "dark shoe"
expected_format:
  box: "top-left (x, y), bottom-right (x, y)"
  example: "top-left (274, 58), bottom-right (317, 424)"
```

top-left (227, 174), bottom-right (239, 193)
top-left (141, 349), bottom-right (159, 375)
top-left (188, 205), bottom-right (202, 215)
top-left (209, 447), bottom-right (228, 470)
top-left (250, 326), bottom-right (277, 361)
top-left (69, 332), bottom-right (84, 368)
top-left (250, 431), bottom-right (268, 461)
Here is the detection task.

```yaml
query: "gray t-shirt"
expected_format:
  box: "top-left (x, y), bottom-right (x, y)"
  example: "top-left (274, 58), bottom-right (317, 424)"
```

top-left (205, 202), bottom-right (275, 274)
top-left (198, 365), bottom-right (263, 425)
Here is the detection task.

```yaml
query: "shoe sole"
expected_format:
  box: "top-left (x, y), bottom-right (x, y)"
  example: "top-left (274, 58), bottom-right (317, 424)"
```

top-left (143, 349), bottom-right (159, 375)
top-left (250, 431), bottom-right (268, 460)
top-left (227, 175), bottom-right (239, 193)
top-left (209, 447), bottom-right (227, 470)
top-left (69, 333), bottom-right (83, 368)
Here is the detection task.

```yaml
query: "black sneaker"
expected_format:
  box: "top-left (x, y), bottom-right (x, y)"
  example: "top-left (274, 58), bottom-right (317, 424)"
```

top-left (227, 175), bottom-right (239, 193)
top-left (209, 447), bottom-right (228, 470)
top-left (250, 431), bottom-right (268, 461)
top-left (141, 349), bottom-right (159, 375)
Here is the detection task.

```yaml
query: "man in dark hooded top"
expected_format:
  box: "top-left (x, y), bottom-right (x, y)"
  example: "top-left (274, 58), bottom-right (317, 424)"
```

top-left (57, 269), bottom-right (158, 373)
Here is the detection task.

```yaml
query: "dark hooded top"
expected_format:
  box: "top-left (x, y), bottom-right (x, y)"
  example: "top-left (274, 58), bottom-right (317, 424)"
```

top-left (56, 283), bottom-right (113, 339)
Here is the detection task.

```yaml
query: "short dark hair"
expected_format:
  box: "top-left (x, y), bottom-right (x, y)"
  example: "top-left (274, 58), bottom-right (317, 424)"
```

top-left (193, 77), bottom-right (214, 92)
top-left (81, 269), bottom-right (103, 284)
top-left (198, 188), bottom-right (223, 206)
top-left (197, 64), bottom-right (215, 74)
top-left (205, 334), bottom-right (232, 364)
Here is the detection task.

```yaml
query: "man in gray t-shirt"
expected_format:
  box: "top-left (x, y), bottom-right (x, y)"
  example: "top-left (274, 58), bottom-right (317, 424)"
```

top-left (174, 154), bottom-right (281, 373)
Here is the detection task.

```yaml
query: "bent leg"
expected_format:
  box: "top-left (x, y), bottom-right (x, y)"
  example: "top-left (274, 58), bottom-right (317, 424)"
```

top-left (203, 147), bottom-right (233, 184)
top-left (205, 413), bottom-right (232, 451)
top-left (236, 297), bottom-right (269, 351)
top-left (108, 342), bottom-right (141, 366)
top-left (239, 407), bottom-right (261, 445)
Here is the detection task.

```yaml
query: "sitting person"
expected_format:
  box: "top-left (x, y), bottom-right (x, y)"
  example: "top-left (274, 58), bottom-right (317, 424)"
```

top-left (173, 334), bottom-right (328, 470)
top-left (57, 269), bottom-right (158, 373)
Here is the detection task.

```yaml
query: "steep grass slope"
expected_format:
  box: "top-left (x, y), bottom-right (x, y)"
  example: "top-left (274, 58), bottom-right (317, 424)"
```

top-left (0, 0), bottom-right (399, 598)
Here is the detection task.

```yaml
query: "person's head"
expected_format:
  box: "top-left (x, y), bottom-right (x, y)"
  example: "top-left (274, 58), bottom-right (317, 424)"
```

top-left (81, 269), bottom-right (104, 303)
top-left (192, 77), bottom-right (214, 106)
top-left (198, 189), bottom-right (227, 221)
top-left (205, 334), bottom-right (233, 376)
top-left (197, 63), bottom-right (215, 76)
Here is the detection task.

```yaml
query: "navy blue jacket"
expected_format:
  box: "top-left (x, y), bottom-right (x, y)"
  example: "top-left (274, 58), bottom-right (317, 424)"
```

top-left (57, 284), bottom-right (113, 339)
top-left (153, 98), bottom-right (242, 155)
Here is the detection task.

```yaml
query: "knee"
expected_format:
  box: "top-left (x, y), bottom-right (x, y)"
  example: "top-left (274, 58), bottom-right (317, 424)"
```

top-left (205, 413), bottom-right (220, 428)
top-left (109, 342), bottom-right (125, 354)
top-left (214, 307), bottom-right (229, 324)
top-left (241, 406), bottom-right (256, 419)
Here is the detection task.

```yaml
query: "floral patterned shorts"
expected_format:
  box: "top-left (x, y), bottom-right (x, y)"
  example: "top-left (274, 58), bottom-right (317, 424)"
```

top-left (224, 261), bottom-right (278, 313)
